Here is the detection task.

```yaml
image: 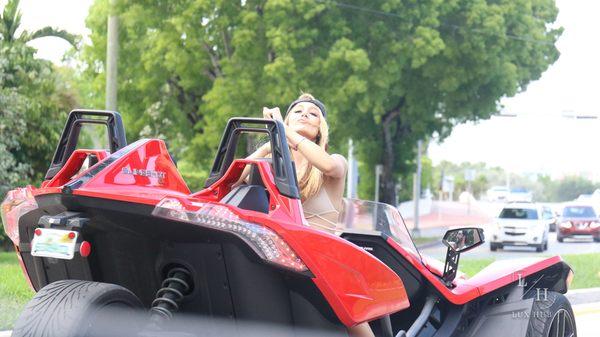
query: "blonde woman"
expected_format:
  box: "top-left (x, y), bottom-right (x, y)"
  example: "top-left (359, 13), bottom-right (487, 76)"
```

top-left (242, 93), bottom-right (374, 337)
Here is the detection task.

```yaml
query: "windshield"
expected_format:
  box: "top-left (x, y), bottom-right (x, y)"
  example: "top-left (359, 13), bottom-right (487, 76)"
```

top-left (337, 198), bottom-right (421, 262)
top-left (562, 206), bottom-right (596, 218)
top-left (499, 208), bottom-right (539, 219)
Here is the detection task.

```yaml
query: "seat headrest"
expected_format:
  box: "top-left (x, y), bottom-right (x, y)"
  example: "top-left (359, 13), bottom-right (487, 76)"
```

top-left (248, 163), bottom-right (265, 187)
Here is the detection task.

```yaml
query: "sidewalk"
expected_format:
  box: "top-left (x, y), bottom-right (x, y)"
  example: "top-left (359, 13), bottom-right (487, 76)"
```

top-left (566, 287), bottom-right (600, 305)
top-left (572, 301), bottom-right (600, 337)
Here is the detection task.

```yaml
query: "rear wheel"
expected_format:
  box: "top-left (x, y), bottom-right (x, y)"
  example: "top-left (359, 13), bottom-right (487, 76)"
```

top-left (594, 236), bottom-right (600, 243)
top-left (536, 244), bottom-right (543, 253)
top-left (490, 243), bottom-right (500, 251)
top-left (557, 235), bottom-right (564, 243)
top-left (526, 291), bottom-right (576, 337)
top-left (12, 280), bottom-right (143, 337)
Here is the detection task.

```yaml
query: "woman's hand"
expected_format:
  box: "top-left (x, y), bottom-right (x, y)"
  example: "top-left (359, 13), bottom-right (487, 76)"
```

top-left (263, 107), bottom-right (283, 122)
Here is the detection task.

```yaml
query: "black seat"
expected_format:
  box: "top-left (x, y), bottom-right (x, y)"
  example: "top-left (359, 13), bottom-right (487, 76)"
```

top-left (220, 164), bottom-right (270, 214)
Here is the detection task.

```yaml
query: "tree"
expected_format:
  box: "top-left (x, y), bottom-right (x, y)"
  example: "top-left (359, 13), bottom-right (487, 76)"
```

top-left (0, 42), bottom-right (79, 182)
top-left (1, 0), bottom-right (78, 46)
top-left (82, 0), bottom-right (561, 198)
top-left (0, 87), bottom-right (29, 195)
top-left (549, 176), bottom-right (598, 202)
top-left (329, 0), bottom-right (561, 204)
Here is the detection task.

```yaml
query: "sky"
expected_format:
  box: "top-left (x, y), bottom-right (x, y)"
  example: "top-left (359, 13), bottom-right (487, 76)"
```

top-left (428, 0), bottom-right (600, 179)
top-left (12, 0), bottom-right (600, 179)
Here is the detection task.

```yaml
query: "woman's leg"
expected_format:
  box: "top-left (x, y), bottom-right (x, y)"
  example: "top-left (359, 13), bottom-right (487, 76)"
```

top-left (348, 322), bottom-right (375, 337)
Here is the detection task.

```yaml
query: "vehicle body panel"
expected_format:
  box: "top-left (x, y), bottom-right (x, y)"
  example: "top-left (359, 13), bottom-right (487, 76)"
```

top-left (1, 112), bottom-right (576, 335)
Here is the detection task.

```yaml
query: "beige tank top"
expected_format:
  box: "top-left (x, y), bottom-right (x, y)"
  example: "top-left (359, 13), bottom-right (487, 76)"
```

top-left (302, 187), bottom-right (342, 233)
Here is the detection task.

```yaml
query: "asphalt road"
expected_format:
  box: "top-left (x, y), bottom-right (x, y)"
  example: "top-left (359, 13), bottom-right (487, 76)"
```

top-left (420, 232), bottom-right (600, 260)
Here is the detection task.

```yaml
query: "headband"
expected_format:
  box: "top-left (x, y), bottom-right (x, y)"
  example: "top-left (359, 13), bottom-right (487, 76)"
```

top-left (285, 98), bottom-right (327, 119)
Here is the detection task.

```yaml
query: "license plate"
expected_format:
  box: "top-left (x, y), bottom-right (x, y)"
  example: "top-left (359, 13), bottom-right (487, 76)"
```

top-left (31, 228), bottom-right (78, 260)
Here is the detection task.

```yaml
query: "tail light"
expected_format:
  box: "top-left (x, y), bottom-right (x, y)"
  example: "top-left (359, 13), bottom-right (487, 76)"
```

top-left (566, 269), bottom-right (574, 289)
top-left (152, 198), bottom-right (308, 272)
top-left (1, 187), bottom-right (38, 244)
top-left (559, 221), bottom-right (572, 229)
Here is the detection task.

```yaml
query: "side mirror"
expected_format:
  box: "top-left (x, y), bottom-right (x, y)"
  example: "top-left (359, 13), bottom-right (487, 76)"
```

top-left (441, 227), bottom-right (485, 286)
top-left (442, 227), bottom-right (485, 253)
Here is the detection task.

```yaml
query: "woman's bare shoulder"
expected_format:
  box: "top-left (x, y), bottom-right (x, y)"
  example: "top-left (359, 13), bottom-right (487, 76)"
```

top-left (330, 153), bottom-right (348, 168)
top-left (323, 154), bottom-right (348, 185)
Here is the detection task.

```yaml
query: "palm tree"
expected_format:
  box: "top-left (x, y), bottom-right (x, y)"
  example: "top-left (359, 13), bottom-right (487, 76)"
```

top-left (1, 0), bottom-right (78, 47)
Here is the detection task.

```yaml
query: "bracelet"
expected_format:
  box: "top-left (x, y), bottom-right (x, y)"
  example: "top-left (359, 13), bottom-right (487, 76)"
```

top-left (293, 137), bottom-right (307, 151)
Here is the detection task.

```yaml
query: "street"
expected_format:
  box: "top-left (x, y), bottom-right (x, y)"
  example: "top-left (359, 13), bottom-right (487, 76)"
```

top-left (420, 232), bottom-right (600, 260)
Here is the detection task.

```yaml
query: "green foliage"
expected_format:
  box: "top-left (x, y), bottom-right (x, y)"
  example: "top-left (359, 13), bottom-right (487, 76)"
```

top-left (0, 0), bottom-right (80, 246)
top-left (0, 0), bottom-right (79, 47)
top-left (81, 0), bottom-right (561, 199)
top-left (433, 161), bottom-right (503, 199)
top-left (0, 43), bottom-right (78, 182)
top-left (547, 175), bottom-right (599, 202)
top-left (0, 87), bottom-right (29, 196)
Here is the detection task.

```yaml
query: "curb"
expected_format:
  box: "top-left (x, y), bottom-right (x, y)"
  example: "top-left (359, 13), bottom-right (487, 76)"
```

top-left (566, 287), bottom-right (600, 305)
top-left (566, 287), bottom-right (600, 295)
top-left (572, 301), bottom-right (600, 317)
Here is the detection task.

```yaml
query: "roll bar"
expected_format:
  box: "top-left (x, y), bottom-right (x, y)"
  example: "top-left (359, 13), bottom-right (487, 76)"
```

top-left (45, 110), bottom-right (127, 180)
top-left (204, 118), bottom-right (300, 199)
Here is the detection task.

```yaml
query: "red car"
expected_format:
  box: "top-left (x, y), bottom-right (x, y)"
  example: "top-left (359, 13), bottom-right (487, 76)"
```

top-left (557, 204), bottom-right (600, 242)
top-left (2, 110), bottom-right (576, 337)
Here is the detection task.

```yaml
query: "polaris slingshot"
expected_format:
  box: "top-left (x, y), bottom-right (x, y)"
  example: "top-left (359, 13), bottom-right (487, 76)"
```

top-left (2, 110), bottom-right (576, 337)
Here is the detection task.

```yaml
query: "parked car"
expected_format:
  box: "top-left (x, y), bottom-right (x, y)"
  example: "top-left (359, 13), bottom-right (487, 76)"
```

top-left (507, 187), bottom-right (533, 202)
top-left (486, 185), bottom-right (509, 202)
top-left (557, 204), bottom-right (600, 242)
top-left (490, 202), bottom-right (551, 252)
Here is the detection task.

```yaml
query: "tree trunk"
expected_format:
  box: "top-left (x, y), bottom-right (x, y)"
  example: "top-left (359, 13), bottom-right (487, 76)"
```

top-left (379, 99), bottom-right (406, 206)
top-left (380, 111), bottom-right (399, 205)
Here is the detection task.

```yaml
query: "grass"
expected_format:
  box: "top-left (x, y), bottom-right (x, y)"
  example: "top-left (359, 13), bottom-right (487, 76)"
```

top-left (412, 236), bottom-right (440, 247)
top-left (0, 252), bottom-right (34, 330)
top-left (460, 253), bottom-right (600, 289)
top-left (0, 251), bottom-right (599, 330)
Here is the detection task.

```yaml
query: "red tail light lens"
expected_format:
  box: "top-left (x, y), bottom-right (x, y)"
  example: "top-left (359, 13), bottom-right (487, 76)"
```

top-left (152, 198), bottom-right (308, 272)
top-left (1, 187), bottom-right (38, 244)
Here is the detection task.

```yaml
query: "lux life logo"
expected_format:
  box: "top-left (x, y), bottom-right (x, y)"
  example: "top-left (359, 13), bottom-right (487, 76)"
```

top-left (517, 273), bottom-right (548, 301)
top-left (511, 273), bottom-right (552, 320)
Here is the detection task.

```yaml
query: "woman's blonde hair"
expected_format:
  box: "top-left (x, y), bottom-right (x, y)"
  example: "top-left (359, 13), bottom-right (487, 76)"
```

top-left (284, 93), bottom-right (329, 200)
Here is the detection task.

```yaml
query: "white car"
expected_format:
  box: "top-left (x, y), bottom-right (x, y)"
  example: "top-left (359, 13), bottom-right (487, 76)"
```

top-left (489, 203), bottom-right (553, 252)
top-left (507, 187), bottom-right (533, 202)
top-left (486, 186), bottom-right (509, 202)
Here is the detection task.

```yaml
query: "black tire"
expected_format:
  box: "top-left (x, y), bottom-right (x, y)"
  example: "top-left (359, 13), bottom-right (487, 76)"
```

top-left (490, 243), bottom-right (498, 251)
top-left (536, 244), bottom-right (543, 253)
top-left (557, 236), bottom-right (564, 243)
top-left (12, 280), bottom-right (143, 337)
top-left (526, 291), bottom-right (576, 337)
top-left (594, 236), bottom-right (600, 243)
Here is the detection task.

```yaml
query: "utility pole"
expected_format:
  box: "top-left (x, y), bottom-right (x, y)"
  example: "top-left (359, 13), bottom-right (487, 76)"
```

top-left (413, 140), bottom-right (422, 236)
top-left (375, 165), bottom-right (383, 202)
top-left (105, 0), bottom-right (119, 111)
top-left (346, 139), bottom-right (359, 199)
